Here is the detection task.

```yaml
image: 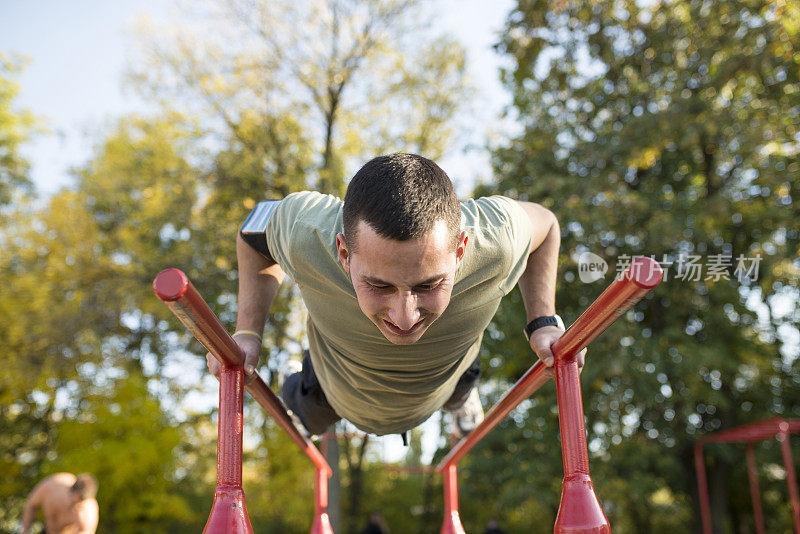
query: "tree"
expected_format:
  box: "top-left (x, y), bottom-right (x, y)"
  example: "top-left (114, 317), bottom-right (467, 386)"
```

top-left (479, 0), bottom-right (799, 531)
top-left (128, 1), bottom-right (474, 529)
top-left (0, 54), bottom-right (36, 213)
top-left (130, 0), bottom-right (471, 195)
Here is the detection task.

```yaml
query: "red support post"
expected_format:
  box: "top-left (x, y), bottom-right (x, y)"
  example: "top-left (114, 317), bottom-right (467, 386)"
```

top-left (440, 465), bottom-right (465, 534)
top-left (203, 362), bottom-right (254, 533)
top-left (311, 468), bottom-right (334, 534)
top-left (438, 257), bottom-right (663, 471)
top-left (778, 430), bottom-right (800, 533)
top-left (694, 443), bottom-right (713, 534)
top-left (745, 443), bottom-right (765, 534)
top-left (552, 355), bottom-right (610, 533)
top-left (154, 268), bottom-right (333, 534)
top-left (435, 257), bottom-right (661, 533)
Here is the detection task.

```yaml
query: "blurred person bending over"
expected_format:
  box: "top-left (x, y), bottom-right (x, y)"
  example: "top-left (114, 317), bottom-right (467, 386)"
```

top-left (208, 153), bottom-right (584, 438)
top-left (21, 473), bottom-right (98, 534)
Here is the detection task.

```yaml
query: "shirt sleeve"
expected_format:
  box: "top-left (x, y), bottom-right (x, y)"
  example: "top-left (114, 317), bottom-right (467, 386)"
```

top-left (479, 196), bottom-right (535, 295)
top-left (263, 192), bottom-right (311, 280)
top-left (263, 191), bottom-right (342, 280)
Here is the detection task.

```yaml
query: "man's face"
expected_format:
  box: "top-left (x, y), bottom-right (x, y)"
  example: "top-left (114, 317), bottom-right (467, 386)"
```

top-left (337, 220), bottom-right (467, 345)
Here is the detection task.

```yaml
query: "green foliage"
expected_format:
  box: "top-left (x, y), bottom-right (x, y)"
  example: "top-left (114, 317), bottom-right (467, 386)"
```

top-left (2, 1), bottom-right (473, 530)
top-left (472, 0), bottom-right (800, 531)
top-left (46, 369), bottom-right (191, 533)
top-left (0, 54), bottom-right (36, 211)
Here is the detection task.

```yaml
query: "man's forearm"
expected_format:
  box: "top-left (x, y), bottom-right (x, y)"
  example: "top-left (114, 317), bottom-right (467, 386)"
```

top-left (21, 503), bottom-right (35, 534)
top-left (236, 233), bottom-right (285, 334)
top-left (516, 203), bottom-right (560, 321)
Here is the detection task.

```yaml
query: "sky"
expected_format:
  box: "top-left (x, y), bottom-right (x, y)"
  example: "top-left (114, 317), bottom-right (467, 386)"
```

top-left (1, 0), bottom-right (518, 463)
top-left (1, 0), bottom-right (516, 197)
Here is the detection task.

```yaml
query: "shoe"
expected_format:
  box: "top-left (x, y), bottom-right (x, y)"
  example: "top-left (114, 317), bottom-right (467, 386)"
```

top-left (277, 359), bottom-right (315, 439)
top-left (286, 408), bottom-right (316, 441)
top-left (278, 358), bottom-right (302, 391)
top-left (450, 388), bottom-right (484, 438)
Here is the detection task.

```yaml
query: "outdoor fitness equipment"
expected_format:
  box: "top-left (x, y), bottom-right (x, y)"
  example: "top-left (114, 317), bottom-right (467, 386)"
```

top-left (695, 417), bottom-right (800, 534)
top-left (154, 255), bottom-right (663, 533)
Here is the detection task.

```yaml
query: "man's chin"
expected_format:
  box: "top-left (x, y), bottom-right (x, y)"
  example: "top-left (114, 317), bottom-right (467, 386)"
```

top-left (382, 330), bottom-right (425, 345)
top-left (377, 320), bottom-right (429, 345)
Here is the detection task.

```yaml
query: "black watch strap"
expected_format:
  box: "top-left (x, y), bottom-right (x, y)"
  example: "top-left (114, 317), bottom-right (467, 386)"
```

top-left (524, 314), bottom-right (564, 340)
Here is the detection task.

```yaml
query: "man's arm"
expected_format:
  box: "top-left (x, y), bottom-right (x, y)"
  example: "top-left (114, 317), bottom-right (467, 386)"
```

top-left (20, 485), bottom-right (42, 534)
top-left (76, 499), bottom-right (99, 534)
top-left (514, 201), bottom-right (586, 370)
top-left (206, 233), bottom-right (284, 379)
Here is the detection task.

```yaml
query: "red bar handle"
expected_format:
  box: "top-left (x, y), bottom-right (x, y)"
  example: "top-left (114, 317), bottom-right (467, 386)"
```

top-left (552, 256), bottom-right (663, 360)
top-left (438, 256), bottom-right (663, 470)
top-left (153, 268), bottom-right (331, 477)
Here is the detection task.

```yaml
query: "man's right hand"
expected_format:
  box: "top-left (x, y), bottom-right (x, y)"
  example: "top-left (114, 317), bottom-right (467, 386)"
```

top-left (206, 333), bottom-right (262, 383)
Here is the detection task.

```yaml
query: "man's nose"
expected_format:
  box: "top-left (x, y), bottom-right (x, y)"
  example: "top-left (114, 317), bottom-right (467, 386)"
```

top-left (388, 291), bottom-right (420, 330)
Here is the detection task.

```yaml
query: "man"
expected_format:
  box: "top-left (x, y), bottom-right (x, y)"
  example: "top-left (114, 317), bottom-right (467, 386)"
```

top-left (21, 473), bottom-right (98, 534)
top-left (359, 511), bottom-right (389, 534)
top-left (207, 153), bottom-right (584, 437)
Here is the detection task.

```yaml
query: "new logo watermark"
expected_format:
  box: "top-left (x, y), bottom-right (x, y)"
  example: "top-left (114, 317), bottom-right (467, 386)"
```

top-left (576, 252), bottom-right (762, 283)
top-left (577, 252), bottom-right (608, 283)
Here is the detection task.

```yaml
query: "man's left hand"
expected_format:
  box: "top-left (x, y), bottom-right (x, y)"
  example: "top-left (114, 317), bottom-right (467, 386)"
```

top-left (528, 325), bottom-right (587, 374)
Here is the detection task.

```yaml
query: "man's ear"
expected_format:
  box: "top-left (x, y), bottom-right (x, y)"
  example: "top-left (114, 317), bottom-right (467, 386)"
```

top-left (456, 231), bottom-right (468, 264)
top-left (336, 233), bottom-right (350, 273)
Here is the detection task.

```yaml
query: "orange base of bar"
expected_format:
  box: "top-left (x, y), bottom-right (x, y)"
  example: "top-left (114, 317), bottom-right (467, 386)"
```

top-left (554, 474), bottom-right (610, 533)
top-left (203, 485), bottom-right (254, 534)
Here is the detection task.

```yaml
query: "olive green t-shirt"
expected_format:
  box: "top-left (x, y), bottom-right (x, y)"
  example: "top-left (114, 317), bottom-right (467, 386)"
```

top-left (265, 191), bottom-right (534, 435)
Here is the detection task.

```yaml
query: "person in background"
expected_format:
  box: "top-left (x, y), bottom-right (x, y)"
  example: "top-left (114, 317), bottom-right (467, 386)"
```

top-left (359, 510), bottom-right (390, 534)
top-left (21, 473), bottom-right (98, 534)
top-left (483, 518), bottom-right (505, 534)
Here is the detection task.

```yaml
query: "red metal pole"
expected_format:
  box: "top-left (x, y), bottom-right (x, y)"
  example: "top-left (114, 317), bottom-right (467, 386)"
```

top-left (203, 362), bottom-right (254, 533)
top-left (310, 468), bottom-right (334, 534)
top-left (437, 256), bottom-right (662, 472)
top-left (153, 268), bottom-right (331, 474)
top-left (778, 430), bottom-right (800, 533)
top-left (153, 268), bottom-right (333, 532)
top-left (552, 257), bottom-right (661, 533)
top-left (694, 443), bottom-right (713, 534)
top-left (440, 464), bottom-right (465, 534)
top-left (552, 355), bottom-right (610, 533)
top-left (745, 443), bottom-right (766, 534)
top-left (438, 361), bottom-right (550, 469)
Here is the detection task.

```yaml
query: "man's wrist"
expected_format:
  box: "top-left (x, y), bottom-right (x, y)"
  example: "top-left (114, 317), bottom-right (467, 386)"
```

top-left (524, 314), bottom-right (564, 341)
top-left (233, 329), bottom-right (263, 343)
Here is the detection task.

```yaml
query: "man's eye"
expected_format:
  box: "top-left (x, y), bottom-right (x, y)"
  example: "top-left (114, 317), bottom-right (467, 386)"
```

top-left (369, 284), bottom-right (391, 291)
top-left (416, 282), bottom-right (440, 292)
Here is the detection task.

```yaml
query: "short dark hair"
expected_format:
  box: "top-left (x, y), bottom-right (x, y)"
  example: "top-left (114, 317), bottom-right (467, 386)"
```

top-left (70, 473), bottom-right (98, 500)
top-left (342, 153), bottom-right (460, 251)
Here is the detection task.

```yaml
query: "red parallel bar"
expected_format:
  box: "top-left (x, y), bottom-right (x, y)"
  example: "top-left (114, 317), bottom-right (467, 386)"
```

top-left (203, 362), bottom-right (254, 533)
top-left (310, 468), bottom-right (334, 534)
top-left (153, 268), bottom-right (331, 477)
top-left (437, 256), bottom-right (663, 470)
top-left (439, 465), bottom-right (465, 534)
top-left (694, 443), bottom-right (713, 534)
top-left (778, 430), bottom-right (800, 534)
top-left (745, 444), bottom-right (766, 534)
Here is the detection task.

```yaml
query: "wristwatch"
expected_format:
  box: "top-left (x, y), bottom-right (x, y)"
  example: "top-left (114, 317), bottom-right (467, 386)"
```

top-left (524, 314), bottom-right (565, 341)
